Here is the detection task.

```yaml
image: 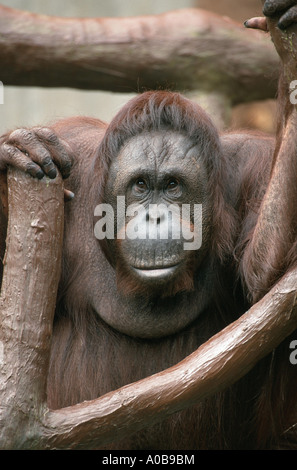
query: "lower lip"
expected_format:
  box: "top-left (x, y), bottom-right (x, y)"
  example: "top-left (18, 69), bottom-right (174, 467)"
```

top-left (131, 266), bottom-right (178, 279)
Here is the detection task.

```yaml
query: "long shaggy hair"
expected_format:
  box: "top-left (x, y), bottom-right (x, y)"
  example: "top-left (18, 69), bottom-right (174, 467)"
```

top-left (92, 91), bottom-right (237, 264)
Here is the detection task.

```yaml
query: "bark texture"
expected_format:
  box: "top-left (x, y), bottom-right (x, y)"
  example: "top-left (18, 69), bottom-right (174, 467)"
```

top-left (0, 5), bottom-right (279, 104)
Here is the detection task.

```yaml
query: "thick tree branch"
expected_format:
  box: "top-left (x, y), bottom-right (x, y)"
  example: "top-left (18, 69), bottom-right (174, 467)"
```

top-left (0, 170), bottom-right (297, 449)
top-left (0, 169), bottom-right (64, 449)
top-left (0, 5), bottom-right (279, 104)
top-left (40, 270), bottom-right (297, 449)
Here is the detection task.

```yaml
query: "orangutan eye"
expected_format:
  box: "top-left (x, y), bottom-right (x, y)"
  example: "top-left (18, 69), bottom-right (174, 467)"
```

top-left (133, 178), bottom-right (148, 194)
top-left (164, 177), bottom-right (183, 199)
top-left (167, 178), bottom-right (179, 191)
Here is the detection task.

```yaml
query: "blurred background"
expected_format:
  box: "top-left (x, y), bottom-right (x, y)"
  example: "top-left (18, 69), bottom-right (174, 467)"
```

top-left (0, 0), bottom-right (276, 135)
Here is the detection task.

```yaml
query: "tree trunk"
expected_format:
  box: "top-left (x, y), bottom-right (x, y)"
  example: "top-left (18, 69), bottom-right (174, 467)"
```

top-left (0, 169), bottom-right (64, 449)
top-left (0, 5), bottom-right (279, 104)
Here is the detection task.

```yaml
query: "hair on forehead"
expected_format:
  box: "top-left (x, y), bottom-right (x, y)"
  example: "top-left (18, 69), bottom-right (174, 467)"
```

top-left (97, 91), bottom-right (221, 168)
top-left (92, 91), bottom-right (235, 265)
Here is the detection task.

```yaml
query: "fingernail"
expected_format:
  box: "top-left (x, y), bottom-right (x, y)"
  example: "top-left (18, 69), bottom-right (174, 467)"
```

top-left (64, 190), bottom-right (75, 201)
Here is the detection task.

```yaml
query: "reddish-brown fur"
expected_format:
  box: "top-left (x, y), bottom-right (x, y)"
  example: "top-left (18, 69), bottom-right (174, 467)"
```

top-left (48, 93), bottom-right (297, 449)
top-left (1, 89), bottom-right (297, 449)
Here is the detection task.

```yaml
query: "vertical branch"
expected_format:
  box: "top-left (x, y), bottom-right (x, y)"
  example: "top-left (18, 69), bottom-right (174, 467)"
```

top-left (0, 169), bottom-right (64, 449)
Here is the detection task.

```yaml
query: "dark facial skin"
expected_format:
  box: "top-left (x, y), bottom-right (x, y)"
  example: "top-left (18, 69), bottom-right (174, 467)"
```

top-left (104, 130), bottom-right (211, 280)
top-left (91, 131), bottom-right (215, 338)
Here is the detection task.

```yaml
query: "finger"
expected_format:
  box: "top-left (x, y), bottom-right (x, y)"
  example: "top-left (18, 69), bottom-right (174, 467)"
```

top-left (278, 5), bottom-right (297, 28)
top-left (244, 17), bottom-right (268, 31)
top-left (0, 143), bottom-right (45, 179)
top-left (263, 0), bottom-right (297, 17)
top-left (7, 129), bottom-right (57, 179)
top-left (64, 189), bottom-right (75, 202)
top-left (33, 127), bottom-right (73, 179)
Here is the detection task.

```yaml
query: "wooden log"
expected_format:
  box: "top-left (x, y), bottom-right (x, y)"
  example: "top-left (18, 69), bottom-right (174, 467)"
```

top-left (40, 267), bottom-right (297, 449)
top-left (0, 169), bottom-right (64, 449)
top-left (0, 5), bottom-right (279, 104)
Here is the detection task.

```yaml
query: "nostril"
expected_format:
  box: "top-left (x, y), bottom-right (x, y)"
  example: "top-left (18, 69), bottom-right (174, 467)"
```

top-left (148, 206), bottom-right (162, 225)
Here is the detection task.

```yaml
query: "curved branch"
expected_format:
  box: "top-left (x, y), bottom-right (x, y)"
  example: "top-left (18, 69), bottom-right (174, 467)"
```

top-left (0, 5), bottom-right (279, 104)
top-left (1, 170), bottom-right (297, 450)
top-left (39, 269), bottom-right (297, 449)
